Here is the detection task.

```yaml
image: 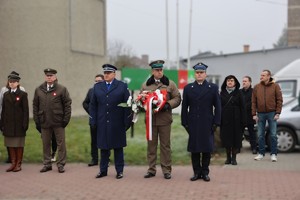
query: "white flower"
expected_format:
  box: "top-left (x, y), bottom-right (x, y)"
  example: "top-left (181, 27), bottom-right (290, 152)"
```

top-left (127, 96), bottom-right (132, 107)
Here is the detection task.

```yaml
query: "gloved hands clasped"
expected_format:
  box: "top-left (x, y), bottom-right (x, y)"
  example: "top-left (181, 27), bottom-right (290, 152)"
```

top-left (161, 103), bottom-right (171, 112)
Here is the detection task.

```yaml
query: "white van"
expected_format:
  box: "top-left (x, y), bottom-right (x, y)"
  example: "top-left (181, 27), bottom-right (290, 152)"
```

top-left (271, 59), bottom-right (300, 152)
top-left (273, 59), bottom-right (300, 105)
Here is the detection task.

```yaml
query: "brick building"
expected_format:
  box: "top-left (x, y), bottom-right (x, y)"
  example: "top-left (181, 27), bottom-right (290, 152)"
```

top-left (288, 0), bottom-right (300, 46)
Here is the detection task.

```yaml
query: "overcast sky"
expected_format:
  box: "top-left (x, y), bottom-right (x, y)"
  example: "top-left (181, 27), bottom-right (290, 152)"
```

top-left (107, 0), bottom-right (287, 62)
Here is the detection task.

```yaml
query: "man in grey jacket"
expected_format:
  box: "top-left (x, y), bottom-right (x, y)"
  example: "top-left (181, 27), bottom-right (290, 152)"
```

top-left (33, 68), bottom-right (72, 173)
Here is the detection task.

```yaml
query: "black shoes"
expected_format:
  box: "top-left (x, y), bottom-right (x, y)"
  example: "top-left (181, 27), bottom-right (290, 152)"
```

top-left (40, 166), bottom-right (52, 173)
top-left (144, 172), bottom-right (171, 179)
top-left (116, 172), bottom-right (123, 179)
top-left (164, 173), bottom-right (171, 179)
top-left (95, 172), bottom-right (123, 179)
top-left (40, 165), bottom-right (64, 173)
top-left (58, 166), bottom-right (65, 173)
top-left (190, 174), bottom-right (210, 182)
top-left (88, 161), bottom-right (98, 167)
top-left (95, 171), bottom-right (107, 178)
top-left (202, 174), bottom-right (210, 182)
top-left (224, 159), bottom-right (232, 165)
top-left (190, 174), bottom-right (202, 181)
top-left (231, 160), bottom-right (238, 165)
top-left (144, 172), bottom-right (155, 178)
top-left (225, 157), bottom-right (238, 165)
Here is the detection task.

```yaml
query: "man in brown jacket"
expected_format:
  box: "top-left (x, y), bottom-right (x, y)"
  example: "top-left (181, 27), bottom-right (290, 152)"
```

top-left (252, 69), bottom-right (282, 162)
top-left (142, 60), bottom-right (181, 179)
top-left (33, 68), bottom-right (72, 173)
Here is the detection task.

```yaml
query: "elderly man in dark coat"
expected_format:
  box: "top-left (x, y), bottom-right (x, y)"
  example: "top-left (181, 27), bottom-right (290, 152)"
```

top-left (181, 63), bottom-right (221, 182)
top-left (33, 68), bottom-right (72, 174)
top-left (90, 64), bottom-right (132, 179)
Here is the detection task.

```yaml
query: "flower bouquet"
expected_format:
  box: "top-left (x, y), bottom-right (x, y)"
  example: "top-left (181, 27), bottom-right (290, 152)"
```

top-left (119, 89), bottom-right (168, 141)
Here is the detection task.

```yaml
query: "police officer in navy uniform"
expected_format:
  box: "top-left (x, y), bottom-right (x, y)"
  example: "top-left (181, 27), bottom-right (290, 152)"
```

top-left (90, 64), bottom-right (132, 179)
top-left (181, 63), bottom-right (221, 182)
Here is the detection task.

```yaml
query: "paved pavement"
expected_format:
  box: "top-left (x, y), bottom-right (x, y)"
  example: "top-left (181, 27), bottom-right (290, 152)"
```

top-left (0, 143), bottom-right (300, 200)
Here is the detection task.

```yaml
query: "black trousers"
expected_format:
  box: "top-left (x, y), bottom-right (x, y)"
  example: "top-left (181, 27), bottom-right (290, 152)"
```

top-left (100, 148), bottom-right (123, 173)
top-left (90, 125), bottom-right (98, 162)
top-left (191, 152), bottom-right (211, 176)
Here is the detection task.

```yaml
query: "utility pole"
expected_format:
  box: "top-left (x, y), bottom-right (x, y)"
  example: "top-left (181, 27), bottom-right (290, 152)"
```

top-left (187, 0), bottom-right (193, 70)
top-left (176, 0), bottom-right (180, 70)
top-left (166, 0), bottom-right (170, 69)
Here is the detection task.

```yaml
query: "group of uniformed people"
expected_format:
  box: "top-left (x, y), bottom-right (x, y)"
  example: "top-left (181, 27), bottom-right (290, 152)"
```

top-left (86, 60), bottom-right (220, 182)
top-left (1, 60), bottom-right (247, 183)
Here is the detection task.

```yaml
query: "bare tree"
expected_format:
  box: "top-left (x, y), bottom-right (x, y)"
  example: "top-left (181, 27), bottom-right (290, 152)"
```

top-left (273, 26), bottom-right (288, 48)
top-left (107, 39), bottom-right (138, 68)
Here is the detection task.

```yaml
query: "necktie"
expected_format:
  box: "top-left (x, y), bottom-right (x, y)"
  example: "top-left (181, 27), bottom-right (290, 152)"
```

top-left (107, 83), bottom-right (111, 90)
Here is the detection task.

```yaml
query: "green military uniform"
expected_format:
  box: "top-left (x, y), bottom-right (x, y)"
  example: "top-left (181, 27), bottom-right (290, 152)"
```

top-left (141, 60), bottom-right (181, 179)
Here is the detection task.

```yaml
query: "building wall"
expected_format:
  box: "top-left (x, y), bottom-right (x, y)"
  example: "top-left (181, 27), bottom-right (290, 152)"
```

top-left (288, 0), bottom-right (300, 46)
top-left (190, 47), bottom-right (300, 86)
top-left (0, 0), bottom-right (107, 116)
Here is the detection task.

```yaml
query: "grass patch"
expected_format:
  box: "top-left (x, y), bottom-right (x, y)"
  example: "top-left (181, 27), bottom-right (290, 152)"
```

top-left (0, 115), bottom-right (225, 165)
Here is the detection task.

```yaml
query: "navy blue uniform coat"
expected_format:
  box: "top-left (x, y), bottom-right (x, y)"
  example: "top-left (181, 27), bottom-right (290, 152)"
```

top-left (90, 79), bottom-right (131, 150)
top-left (181, 80), bottom-right (221, 153)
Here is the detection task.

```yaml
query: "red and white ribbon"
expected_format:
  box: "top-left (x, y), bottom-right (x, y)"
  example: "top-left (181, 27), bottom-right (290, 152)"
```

top-left (136, 89), bottom-right (168, 141)
top-left (146, 96), bottom-right (155, 141)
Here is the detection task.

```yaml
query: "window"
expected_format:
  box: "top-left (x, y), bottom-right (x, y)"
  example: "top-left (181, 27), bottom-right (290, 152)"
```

top-left (207, 75), bottom-right (220, 86)
top-left (276, 80), bottom-right (297, 98)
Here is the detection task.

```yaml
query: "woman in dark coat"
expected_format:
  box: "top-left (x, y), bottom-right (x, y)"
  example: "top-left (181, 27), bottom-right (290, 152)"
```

top-left (220, 75), bottom-right (245, 165)
top-left (0, 72), bottom-right (29, 172)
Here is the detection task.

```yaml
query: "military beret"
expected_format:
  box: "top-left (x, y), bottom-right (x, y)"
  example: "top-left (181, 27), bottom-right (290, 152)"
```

top-left (8, 71), bottom-right (21, 81)
top-left (44, 68), bottom-right (57, 75)
top-left (149, 60), bottom-right (165, 69)
top-left (102, 64), bottom-right (117, 72)
top-left (193, 62), bottom-right (208, 71)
